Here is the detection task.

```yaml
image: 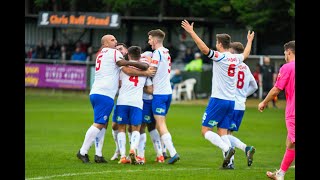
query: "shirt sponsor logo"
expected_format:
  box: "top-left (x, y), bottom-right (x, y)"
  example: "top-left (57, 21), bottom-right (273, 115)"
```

top-left (151, 60), bottom-right (159, 65)
top-left (117, 116), bottom-right (122, 122)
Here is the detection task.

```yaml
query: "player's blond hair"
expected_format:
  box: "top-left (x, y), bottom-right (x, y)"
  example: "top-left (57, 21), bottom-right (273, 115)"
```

top-left (148, 29), bottom-right (165, 42)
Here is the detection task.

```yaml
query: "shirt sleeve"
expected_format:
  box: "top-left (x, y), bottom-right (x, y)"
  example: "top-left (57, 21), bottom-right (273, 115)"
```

top-left (274, 65), bottom-right (289, 90)
top-left (145, 77), bottom-right (153, 86)
top-left (150, 50), bottom-right (160, 67)
top-left (246, 73), bottom-right (258, 97)
top-left (115, 49), bottom-right (124, 63)
top-left (206, 49), bottom-right (225, 62)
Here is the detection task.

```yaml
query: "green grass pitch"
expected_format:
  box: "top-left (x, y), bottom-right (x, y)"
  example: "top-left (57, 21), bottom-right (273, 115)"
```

top-left (25, 89), bottom-right (295, 180)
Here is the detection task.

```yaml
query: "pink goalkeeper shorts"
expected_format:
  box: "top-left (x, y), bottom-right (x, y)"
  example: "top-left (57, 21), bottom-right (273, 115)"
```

top-left (286, 118), bottom-right (295, 143)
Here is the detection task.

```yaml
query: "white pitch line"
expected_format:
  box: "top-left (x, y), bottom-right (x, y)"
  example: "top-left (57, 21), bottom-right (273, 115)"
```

top-left (25, 109), bottom-right (91, 112)
top-left (26, 167), bottom-right (211, 180)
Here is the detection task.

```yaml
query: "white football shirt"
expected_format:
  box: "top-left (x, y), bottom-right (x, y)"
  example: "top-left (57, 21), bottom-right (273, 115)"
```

top-left (116, 58), bottom-right (148, 109)
top-left (150, 47), bottom-right (172, 95)
top-left (234, 62), bottom-right (257, 110)
top-left (207, 50), bottom-right (244, 100)
top-left (143, 77), bottom-right (153, 100)
top-left (90, 48), bottom-right (123, 99)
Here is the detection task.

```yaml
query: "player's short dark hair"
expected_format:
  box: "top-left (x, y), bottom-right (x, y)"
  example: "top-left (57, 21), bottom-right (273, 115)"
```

top-left (216, 33), bottom-right (231, 49)
top-left (284, 40), bottom-right (295, 54)
top-left (116, 43), bottom-right (127, 49)
top-left (148, 29), bottom-right (165, 41)
top-left (230, 42), bottom-right (244, 54)
top-left (128, 46), bottom-right (141, 60)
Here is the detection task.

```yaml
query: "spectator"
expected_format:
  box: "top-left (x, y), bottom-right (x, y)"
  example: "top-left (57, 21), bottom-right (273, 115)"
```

top-left (260, 56), bottom-right (278, 108)
top-left (86, 46), bottom-right (96, 62)
top-left (71, 47), bottom-right (87, 62)
top-left (167, 42), bottom-right (178, 62)
top-left (182, 47), bottom-right (194, 64)
top-left (60, 45), bottom-right (67, 62)
top-left (184, 52), bottom-right (203, 72)
top-left (47, 40), bottom-right (61, 59)
top-left (26, 47), bottom-right (37, 59)
top-left (170, 69), bottom-right (183, 89)
top-left (35, 40), bottom-right (47, 59)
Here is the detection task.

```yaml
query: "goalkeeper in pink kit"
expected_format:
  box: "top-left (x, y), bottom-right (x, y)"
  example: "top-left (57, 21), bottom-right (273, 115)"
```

top-left (258, 40), bottom-right (295, 180)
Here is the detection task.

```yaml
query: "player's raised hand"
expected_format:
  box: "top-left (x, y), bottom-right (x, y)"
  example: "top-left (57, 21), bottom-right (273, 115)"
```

top-left (247, 30), bottom-right (255, 42)
top-left (181, 20), bottom-right (194, 34)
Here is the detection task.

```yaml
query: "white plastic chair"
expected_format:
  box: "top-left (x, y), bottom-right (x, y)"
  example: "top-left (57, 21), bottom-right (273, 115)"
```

top-left (176, 78), bottom-right (197, 101)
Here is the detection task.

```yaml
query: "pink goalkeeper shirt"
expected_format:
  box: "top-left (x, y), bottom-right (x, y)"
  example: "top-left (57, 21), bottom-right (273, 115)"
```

top-left (274, 61), bottom-right (295, 120)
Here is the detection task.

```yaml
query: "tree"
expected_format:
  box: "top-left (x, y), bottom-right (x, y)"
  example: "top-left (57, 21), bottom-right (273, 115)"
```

top-left (230, 0), bottom-right (295, 33)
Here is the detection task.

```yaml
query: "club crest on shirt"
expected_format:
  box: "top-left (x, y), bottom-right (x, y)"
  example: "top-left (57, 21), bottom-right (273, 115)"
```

top-left (230, 123), bottom-right (237, 129)
top-left (208, 120), bottom-right (218, 126)
top-left (156, 108), bottom-right (165, 113)
top-left (116, 116), bottom-right (122, 122)
top-left (214, 51), bottom-right (219, 58)
top-left (144, 115), bottom-right (150, 121)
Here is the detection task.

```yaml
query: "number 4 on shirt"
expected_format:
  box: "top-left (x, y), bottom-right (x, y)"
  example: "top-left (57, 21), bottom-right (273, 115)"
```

top-left (129, 76), bottom-right (139, 86)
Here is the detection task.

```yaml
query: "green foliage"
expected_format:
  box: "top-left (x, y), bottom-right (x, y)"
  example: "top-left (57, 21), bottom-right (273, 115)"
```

top-left (288, 0), bottom-right (295, 17)
top-left (230, 0), bottom-right (294, 32)
top-left (102, 0), bottom-right (155, 11)
top-left (34, 0), bottom-right (50, 7)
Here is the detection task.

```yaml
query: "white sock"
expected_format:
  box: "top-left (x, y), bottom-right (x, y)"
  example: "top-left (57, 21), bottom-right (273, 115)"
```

top-left (137, 133), bottom-right (146, 158)
top-left (227, 135), bottom-right (247, 152)
top-left (117, 132), bottom-right (126, 158)
top-left (161, 138), bottom-right (167, 153)
top-left (80, 125), bottom-right (100, 155)
top-left (130, 131), bottom-right (140, 151)
top-left (278, 169), bottom-right (285, 176)
top-left (161, 133), bottom-right (177, 157)
top-left (95, 128), bottom-right (106, 157)
top-left (204, 131), bottom-right (229, 152)
top-left (149, 129), bottom-right (162, 156)
top-left (220, 135), bottom-right (232, 147)
top-left (128, 132), bottom-right (132, 146)
top-left (229, 155), bottom-right (235, 166)
top-left (112, 129), bottom-right (119, 153)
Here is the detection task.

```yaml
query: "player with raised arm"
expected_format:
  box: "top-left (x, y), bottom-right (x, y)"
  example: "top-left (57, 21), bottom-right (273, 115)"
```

top-left (148, 29), bottom-right (180, 164)
top-left (76, 35), bottom-right (154, 164)
top-left (225, 42), bottom-right (258, 169)
top-left (113, 46), bottom-right (150, 165)
top-left (181, 20), bottom-right (255, 168)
